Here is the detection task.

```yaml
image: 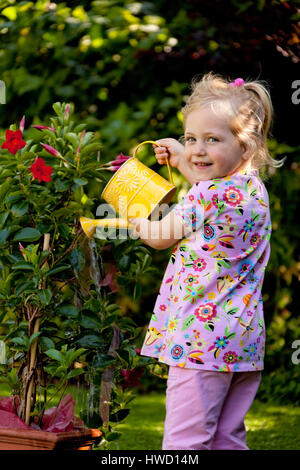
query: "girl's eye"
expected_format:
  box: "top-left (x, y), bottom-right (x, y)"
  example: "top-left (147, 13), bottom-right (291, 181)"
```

top-left (185, 137), bottom-right (196, 143)
top-left (207, 137), bottom-right (218, 142)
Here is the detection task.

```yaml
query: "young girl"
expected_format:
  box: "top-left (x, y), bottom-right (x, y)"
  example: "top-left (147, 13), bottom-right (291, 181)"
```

top-left (130, 72), bottom-right (283, 450)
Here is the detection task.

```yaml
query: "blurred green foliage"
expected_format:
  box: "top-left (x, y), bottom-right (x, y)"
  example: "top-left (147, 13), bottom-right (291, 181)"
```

top-left (0, 0), bottom-right (299, 403)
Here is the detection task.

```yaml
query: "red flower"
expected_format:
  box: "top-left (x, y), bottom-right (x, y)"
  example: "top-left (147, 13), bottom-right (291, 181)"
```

top-left (120, 368), bottom-right (144, 389)
top-left (30, 157), bottom-right (53, 183)
top-left (1, 129), bottom-right (26, 155)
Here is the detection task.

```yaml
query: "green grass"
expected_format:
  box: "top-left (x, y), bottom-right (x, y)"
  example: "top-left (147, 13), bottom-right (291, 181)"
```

top-left (106, 392), bottom-right (300, 451)
top-left (2, 383), bottom-right (300, 450)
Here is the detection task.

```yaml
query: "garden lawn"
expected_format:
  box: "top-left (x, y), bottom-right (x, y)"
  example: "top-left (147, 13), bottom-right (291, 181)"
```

top-left (1, 384), bottom-right (300, 450)
top-left (106, 391), bottom-right (300, 451)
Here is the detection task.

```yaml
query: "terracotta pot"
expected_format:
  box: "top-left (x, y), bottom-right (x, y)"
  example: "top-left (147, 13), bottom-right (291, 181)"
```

top-left (0, 427), bottom-right (102, 450)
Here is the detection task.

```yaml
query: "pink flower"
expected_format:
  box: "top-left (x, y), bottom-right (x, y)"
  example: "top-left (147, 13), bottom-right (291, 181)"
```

top-left (223, 186), bottom-right (243, 207)
top-left (65, 104), bottom-right (70, 119)
top-left (98, 263), bottom-right (120, 293)
top-left (40, 142), bottom-right (60, 157)
top-left (32, 125), bottom-right (55, 132)
top-left (19, 116), bottom-right (25, 132)
top-left (102, 153), bottom-right (131, 172)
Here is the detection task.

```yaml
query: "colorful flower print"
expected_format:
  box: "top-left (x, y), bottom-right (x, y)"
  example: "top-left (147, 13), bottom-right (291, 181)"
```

top-left (243, 342), bottom-right (258, 359)
top-left (211, 251), bottom-right (228, 260)
top-left (216, 275), bottom-right (234, 294)
top-left (223, 186), bottom-right (243, 206)
top-left (193, 258), bottom-right (207, 272)
top-left (238, 260), bottom-right (254, 278)
top-left (203, 224), bottom-right (216, 241)
top-left (215, 336), bottom-right (229, 349)
top-left (238, 317), bottom-right (255, 340)
top-left (187, 350), bottom-right (204, 365)
top-left (183, 285), bottom-right (205, 304)
top-left (250, 233), bottom-right (261, 247)
top-left (223, 351), bottom-right (238, 364)
top-left (167, 316), bottom-right (180, 332)
top-left (145, 327), bottom-right (163, 346)
top-left (160, 304), bottom-right (167, 312)
top-left (171, 344), bottom-right (184, 360)
top-left (194, 302), bottom-right (217, 322)
top-left (212, 194), bottom-right (219, 208)
top-left (183, 274), bottom-right (200, 285)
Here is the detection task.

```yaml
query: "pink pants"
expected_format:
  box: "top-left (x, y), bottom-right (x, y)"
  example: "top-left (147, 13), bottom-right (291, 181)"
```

top-left (162, 366), bottom-right (261, 450)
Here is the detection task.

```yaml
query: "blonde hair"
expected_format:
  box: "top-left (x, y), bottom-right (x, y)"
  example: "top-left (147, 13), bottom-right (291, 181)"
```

top-left (181, 72), bottom-right (285, 173)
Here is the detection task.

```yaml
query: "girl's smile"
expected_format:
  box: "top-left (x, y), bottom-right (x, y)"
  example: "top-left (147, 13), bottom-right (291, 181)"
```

top-left (184, 106), bottom-right (250, 181)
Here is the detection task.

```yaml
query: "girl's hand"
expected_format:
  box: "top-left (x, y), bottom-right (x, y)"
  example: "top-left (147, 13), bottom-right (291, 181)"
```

top-left (129, 217), bottom-right (150, 239)
top-left (153, 138), bottom-right (184, 170)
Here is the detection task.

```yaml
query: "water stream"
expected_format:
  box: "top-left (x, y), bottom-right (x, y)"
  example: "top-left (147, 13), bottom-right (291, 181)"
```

top-left (83, 238), bottom-right (120, 450)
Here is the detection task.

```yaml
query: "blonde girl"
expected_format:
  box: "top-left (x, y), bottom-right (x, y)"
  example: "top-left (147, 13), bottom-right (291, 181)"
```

top-left (130, 72), bottom-right (283, 450)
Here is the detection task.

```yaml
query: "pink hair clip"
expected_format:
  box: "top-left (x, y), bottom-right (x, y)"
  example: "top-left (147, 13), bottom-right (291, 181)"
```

top-left (229, 78), bottom-right (245, 87)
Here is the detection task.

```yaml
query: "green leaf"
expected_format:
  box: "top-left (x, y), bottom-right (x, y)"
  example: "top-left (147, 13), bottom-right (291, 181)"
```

top-left (79, 311), bottom-right (101, 329)
top-left (12, 261), bottom-right (35, 271)
top-left (11, 201), bottom-right (29, 217)
top-left (10, 337), bottom-right (28, 348)
top-left (66, 132), bottom-right (79, 148)
top-left (37, 289), bottom-right (52, 306)
top-left (77, 334), bottom-right (106, 348)
top-left (45, 349), bottom-right (64, 362)
top-left (0, 212), bottom-right (9, 230)
top-left (13, 228), bottom-right (41, 242)
top-left (15, 281), bottom-right (36, 296)
top-left (45, 264), bottom-right (71, 277)
top-left (66, 368), bottom-right (84, 379)
top-left (73, 177), bottom-right (88, 186)
top-left (0, 229), bottom-right (10, 246)
top-left (57, 304), bottom-right (79, 318)
top-left (109, 409), bottom-right (130, 423)
top-left (133, 281), bottom-right (142, 300)
top-left (106, 432), bottom-right (122, 442)
top-left (29, 331), bottom-right (41, 346)
top-left (92, 353), bottom-right (116, 369)
top-left (52, 102), bottom-right (62, 116)
top-left (69, 249), bottom-right (85, 272)
top-left (39, 336), bottom-right (55, 350)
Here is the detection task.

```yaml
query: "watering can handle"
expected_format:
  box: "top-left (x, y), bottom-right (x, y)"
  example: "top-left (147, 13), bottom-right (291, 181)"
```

top-left (133, 140), bottom-right (174, 185)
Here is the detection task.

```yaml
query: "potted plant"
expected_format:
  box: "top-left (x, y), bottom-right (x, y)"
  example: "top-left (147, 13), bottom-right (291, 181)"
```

top-left (0, 103), bottom-right (154, 450)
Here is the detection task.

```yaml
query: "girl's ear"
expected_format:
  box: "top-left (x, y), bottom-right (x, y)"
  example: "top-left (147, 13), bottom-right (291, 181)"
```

top-left (241, 142), bottom-right (251, 161)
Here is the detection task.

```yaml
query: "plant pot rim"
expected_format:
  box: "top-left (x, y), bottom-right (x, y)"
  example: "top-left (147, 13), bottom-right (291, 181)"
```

top-left (0, 426), bottom-right (102, 450)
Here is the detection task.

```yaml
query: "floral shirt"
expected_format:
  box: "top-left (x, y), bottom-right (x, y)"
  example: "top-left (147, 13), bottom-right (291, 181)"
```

top-left (140, 170), bottom-right (271, 372)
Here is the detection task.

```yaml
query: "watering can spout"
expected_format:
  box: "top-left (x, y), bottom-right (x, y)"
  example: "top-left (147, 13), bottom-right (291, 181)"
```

top-left (80, 216), bottom-right (133, 238)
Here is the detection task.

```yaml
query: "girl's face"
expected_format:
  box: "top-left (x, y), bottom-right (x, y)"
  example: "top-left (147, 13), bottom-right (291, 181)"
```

top-left (184, 105), bottom-right (250, 181)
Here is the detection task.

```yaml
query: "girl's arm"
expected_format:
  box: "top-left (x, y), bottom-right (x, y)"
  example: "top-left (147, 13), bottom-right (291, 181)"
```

top-left (130, 209), bottom-right (189, 250)
top-left (154, 138), bottom-right (197, 185)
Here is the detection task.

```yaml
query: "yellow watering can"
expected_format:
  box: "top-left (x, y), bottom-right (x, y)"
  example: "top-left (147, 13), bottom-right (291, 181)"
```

top-left (80, 141), bottom-right (176, 238)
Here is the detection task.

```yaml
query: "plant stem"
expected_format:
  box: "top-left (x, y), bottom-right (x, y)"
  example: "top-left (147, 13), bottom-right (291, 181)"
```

top-left (24, 233), bottom-right (50, 425)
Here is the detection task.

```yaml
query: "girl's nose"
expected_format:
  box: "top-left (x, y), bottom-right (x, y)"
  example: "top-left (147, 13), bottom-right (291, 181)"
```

top-left (194, 142), bottom-right (206, 155)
